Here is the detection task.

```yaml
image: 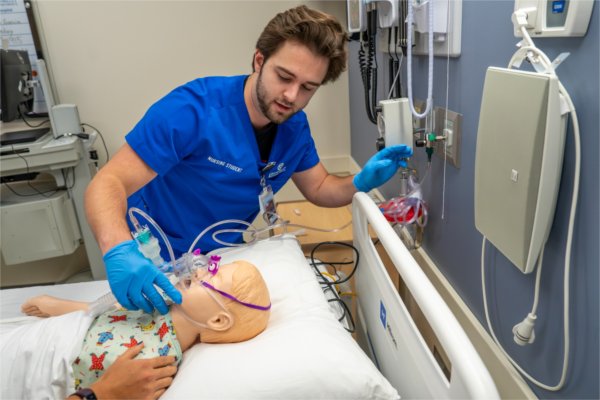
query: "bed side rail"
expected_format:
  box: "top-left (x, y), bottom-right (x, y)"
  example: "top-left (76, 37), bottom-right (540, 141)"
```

top-left (352, 192), bottom-right (499, 399)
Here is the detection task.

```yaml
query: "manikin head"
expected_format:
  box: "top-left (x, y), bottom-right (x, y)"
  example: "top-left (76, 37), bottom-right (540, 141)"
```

top-left (177, 260), bottom-right (271, 344)
top-left (249, 5), bottom-right (348, 125)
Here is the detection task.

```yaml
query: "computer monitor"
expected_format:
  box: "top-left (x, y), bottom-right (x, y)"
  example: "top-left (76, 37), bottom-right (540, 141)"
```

top-left (0, 49), bottom-right (35, 123)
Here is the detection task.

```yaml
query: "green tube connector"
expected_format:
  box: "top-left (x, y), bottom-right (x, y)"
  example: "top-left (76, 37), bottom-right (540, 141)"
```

top-left (426, 146), bottom-right (434, 162)
top-left (135, 226), bottom-right (152, 244)
top-left (426, 132), bottom-right (436, 161)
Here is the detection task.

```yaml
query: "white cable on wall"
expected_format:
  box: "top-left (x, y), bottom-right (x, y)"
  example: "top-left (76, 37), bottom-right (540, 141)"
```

top-left (387, 53), bottom-right (404, 99)
top-left (406, 0), bottom-right (434, 119)
top-left (441, 0), bottom-right (451, 220)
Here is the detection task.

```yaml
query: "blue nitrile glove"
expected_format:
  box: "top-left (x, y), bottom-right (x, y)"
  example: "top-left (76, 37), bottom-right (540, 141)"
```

top-left (353, 144), bottom-right (413, 192)
top-left (103, 240), bottom-right (182, 314)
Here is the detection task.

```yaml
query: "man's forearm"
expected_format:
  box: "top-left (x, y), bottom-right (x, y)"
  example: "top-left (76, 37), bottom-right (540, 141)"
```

top-left (84, 173), bottom-right (133, 254)
top-left (307, 174), bottom-right (357, 207)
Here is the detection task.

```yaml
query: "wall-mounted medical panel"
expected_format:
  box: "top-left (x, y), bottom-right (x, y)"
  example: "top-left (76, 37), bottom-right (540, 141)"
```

top-left (474, 67), bottom-right (567, 274)
top-left (412, 0), bottom-right (462, 57)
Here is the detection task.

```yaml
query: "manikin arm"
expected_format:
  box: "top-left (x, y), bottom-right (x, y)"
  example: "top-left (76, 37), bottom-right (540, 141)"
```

top-left (21, 295), bottom-right (89, 318)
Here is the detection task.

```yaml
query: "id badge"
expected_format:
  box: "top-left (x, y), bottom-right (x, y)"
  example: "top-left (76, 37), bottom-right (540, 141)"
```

top-left (258, 185), bottom-right (277, 225)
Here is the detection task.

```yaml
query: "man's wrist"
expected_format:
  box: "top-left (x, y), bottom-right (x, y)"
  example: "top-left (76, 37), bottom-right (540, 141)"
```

top-left (98, 234), bottom-right (134, 255)
top-left (352, 173), bottom-right (368, 192)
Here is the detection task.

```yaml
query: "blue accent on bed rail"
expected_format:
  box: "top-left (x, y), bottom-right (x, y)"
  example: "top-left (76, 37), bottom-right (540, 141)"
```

top-left (380, 300), bottom-right (387, 328)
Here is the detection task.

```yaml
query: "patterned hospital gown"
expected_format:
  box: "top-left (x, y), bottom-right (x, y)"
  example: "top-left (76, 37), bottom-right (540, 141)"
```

top-left (72, 308), bottom-right (182, 390)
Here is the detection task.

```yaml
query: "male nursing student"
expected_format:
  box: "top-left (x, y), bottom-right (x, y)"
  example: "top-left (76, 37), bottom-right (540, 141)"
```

top-left (85, 5), bottom-right (412, 319)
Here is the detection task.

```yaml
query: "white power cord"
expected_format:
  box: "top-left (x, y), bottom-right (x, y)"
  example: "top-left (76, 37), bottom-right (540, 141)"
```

top-left (441, 0), bottom-right (451, 220)
top-left (511, 250), bottom-right (544, 346)
top-left (481, 9), bottom-right (581, 392)
top-left (406, 0), bottom-right (434, 119)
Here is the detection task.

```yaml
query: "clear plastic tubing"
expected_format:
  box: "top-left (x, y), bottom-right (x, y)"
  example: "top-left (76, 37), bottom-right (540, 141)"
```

top-left (87, 291), bottom-right (118, 318)
top-left (128, 207), bottom-right (176, 267)
top-left (187, 219), bottom-right (254, 253)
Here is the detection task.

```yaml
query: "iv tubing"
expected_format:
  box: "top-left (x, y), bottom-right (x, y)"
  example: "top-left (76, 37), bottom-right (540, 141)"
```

top-left (188, 218), bottom-right (292, 251)
top-left (406, 0), bottom-right (434, 119)
top-left (481, 24), bottom-right (580, 391)
top-left (188, 217), bottom-right (352, 252)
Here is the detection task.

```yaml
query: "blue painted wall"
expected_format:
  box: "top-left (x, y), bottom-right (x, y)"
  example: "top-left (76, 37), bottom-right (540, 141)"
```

top-left (348, 1), bottom-right (598, 398)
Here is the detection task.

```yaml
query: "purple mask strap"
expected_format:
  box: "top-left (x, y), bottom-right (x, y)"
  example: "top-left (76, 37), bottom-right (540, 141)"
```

top-left (201, 281), bottom-right (271, 311)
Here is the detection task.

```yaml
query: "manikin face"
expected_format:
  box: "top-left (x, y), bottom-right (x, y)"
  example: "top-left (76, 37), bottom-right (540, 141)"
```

top-left (253, 41), bottom-right (329, 124)
top-left (177, 262), bottom-right (236, 326)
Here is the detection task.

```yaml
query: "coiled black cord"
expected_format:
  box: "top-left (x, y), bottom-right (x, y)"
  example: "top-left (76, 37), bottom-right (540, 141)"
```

top-left (358, 9), bottom-right (378, 124)
top-left (308, 241), bottom-right (360, 333)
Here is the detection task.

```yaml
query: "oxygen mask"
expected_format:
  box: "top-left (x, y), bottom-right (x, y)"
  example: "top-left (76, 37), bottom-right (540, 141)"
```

top-left (173, 252), bottom-right (221, 291)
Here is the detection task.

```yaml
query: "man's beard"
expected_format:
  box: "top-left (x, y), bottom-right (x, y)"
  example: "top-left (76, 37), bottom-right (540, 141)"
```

top-left (256, 70), bottom-right (295, 124)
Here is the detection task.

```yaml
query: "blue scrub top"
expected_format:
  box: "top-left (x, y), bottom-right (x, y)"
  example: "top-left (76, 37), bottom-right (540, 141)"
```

top-left (126, 75), bottom-right (319, 257)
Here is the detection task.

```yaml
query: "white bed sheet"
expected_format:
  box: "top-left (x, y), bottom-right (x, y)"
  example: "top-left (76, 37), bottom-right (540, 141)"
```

top-left (0, 235), bottom-right (399, 400)
top-left (1, 310), bottom-right (93, 399)
top-left (0, 280), bottom-right (108, 335)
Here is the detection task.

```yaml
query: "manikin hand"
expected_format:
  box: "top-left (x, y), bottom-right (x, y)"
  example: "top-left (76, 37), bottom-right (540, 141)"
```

top-left (353, 144), bottom-right (413, 192)
top-left (89, 344), bottom-right (177, 400)
top-left (103, 240), bottom-right (182, 314)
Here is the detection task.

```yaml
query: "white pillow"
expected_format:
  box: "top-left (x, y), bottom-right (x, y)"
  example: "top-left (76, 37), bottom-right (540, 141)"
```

top-left (163, 235), bottom-right (399, 400)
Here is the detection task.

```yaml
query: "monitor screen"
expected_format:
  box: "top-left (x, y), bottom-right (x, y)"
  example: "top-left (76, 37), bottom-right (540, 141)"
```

top-left (0, 49), bottom-right (34, 122)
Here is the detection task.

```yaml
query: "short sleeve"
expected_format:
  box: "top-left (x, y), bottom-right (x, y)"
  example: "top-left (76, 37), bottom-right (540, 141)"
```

top-left (126, 87), bottom-right (205, 176)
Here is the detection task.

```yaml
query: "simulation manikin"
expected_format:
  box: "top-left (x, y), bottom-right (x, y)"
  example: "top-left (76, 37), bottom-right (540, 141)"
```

top-left (1, 260), bottom-right (270, 400)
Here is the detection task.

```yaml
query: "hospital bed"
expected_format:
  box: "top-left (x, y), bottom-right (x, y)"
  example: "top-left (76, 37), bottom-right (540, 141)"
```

top-left (0, 192), bottom-right (499, 399)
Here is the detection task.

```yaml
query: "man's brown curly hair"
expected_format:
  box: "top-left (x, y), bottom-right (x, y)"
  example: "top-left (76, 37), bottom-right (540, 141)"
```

top-left (254, 5), bottom-right (348, 84)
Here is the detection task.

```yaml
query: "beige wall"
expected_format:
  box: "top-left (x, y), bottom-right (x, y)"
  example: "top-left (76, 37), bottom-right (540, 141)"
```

top-left (32, 0), bottom-right (350, 162)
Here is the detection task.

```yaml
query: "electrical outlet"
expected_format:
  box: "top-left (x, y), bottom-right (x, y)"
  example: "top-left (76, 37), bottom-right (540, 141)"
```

top-left (433, 107), bottom-right (462, 168)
